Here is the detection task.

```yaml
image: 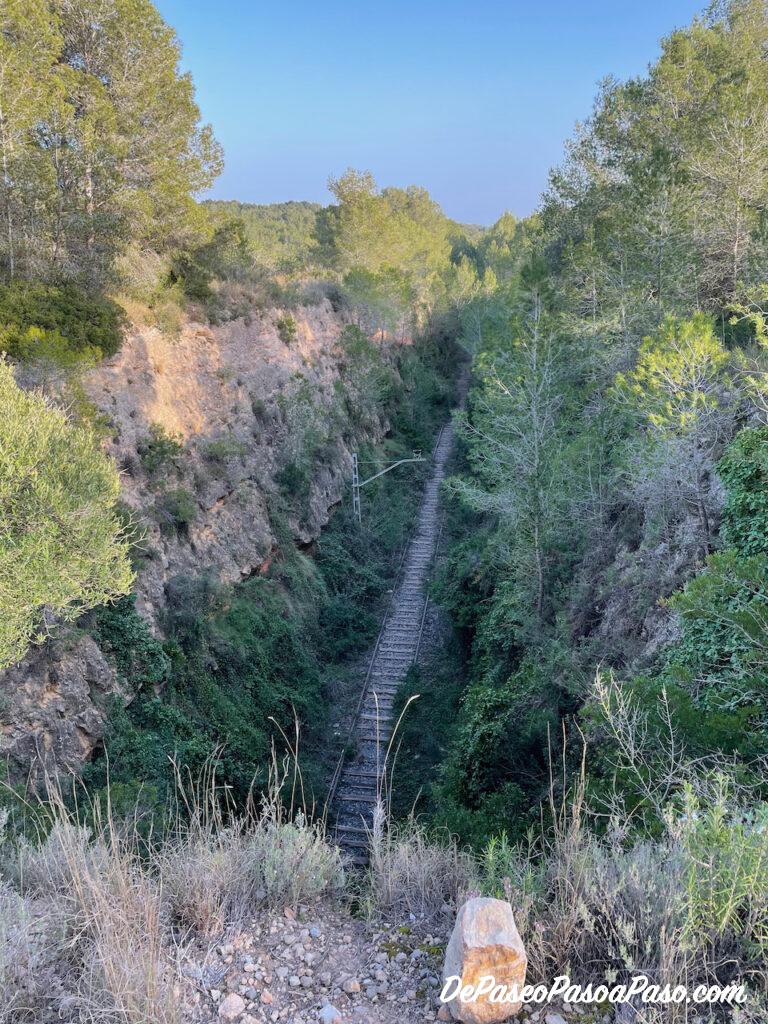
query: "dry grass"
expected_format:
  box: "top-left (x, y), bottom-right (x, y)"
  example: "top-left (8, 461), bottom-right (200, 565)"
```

top-left (7, 787), bottom-right (180, 1024)
top-left (0, 881), bottom-right (53, 1023)
top-left (475, 764), bottom-right (768, 1020)
top-left (367, 802), bottom-right (476, 920)
top-left (46, 790), bottom-right (179, 1024)
top-left (156, 757), bottom-right (344, 935)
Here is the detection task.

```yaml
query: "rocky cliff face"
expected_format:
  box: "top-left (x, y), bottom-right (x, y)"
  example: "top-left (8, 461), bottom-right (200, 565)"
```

top-left (0, 300), bottom-right (394, 782)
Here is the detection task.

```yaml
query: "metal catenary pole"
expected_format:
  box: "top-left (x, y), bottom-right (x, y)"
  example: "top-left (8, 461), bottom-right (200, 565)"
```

top-left (350, 451), bottom-right (424, 524)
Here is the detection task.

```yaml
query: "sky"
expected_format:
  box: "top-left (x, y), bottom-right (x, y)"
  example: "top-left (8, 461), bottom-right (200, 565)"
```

top-left (155, 0), bottom-right (706, 226)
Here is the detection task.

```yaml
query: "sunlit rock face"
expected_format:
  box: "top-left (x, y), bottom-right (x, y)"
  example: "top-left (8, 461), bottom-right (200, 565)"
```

top-left (1, 300), bottom-right (406, 778)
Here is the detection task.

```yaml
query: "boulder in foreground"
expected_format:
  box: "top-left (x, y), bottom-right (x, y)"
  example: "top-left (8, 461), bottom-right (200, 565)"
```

top-left (442, 896), bottom-right (527, 1024)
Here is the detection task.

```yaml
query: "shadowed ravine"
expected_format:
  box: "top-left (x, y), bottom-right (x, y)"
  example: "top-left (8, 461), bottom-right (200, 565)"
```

top-left (329, 382), bottom-right (466, 864)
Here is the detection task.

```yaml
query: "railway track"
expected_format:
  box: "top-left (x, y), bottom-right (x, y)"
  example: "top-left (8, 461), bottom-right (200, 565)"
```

top-left (327, 421), bottom-right (457, 865)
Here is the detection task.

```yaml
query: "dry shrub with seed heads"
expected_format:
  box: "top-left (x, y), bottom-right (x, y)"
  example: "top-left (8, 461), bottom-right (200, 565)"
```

top-left (155, 754), bottom-right (343, 935)
top-left (367, 802), bottom-right (476, 920)
top-left (22, 784), bottom-right (180, 1024)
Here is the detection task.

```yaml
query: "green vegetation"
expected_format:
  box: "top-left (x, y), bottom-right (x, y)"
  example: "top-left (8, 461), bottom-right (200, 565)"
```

top-left (204, 200), bottom-right (322, 273)
top-left (0, 0), bottom-right (221, 288)
top-left (395, 0), bottom-right (768, 857)
top-left (154, 488), bottom-right (198, 536)
top-left (0, 360), bottom-right (133, 669)
top-left (83, 326), bottom-right (457, 816)
top-left (0, 283), bottom-right (125, 361)
top-left (276, 313), bottom-right (298, 344)
top-left (137, 424), bottom-right (184, 476)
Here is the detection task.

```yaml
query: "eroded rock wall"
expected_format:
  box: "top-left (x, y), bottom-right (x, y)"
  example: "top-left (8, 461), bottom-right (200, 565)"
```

top-left (0, 300), bottom-right (395, 781)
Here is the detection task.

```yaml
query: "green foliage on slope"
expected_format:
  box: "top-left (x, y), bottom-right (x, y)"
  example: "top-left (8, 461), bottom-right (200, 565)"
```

top-left (0, 360), bottom-right (133, 669)
top-left (397, 0), bottom-right (768, 847)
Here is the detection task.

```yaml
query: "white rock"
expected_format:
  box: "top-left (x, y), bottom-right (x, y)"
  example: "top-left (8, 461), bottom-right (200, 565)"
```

top-left (218, 993), bottom-right (246, 1021)
top-left (545, 1015), bottom-right (568, 1024)
top-left (318, 1006), bottom-right (342, 1024)
top-left (442, 897), bottom-right (527, 1024)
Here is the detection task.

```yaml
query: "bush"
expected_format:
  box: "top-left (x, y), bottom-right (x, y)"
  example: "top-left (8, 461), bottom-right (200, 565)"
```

top-left (201, 435), bottom-right (247, 464)
top-left (171, 219), bottom-right (253, 302)
top-left (154, 488), bottom-right (197, 535)
top-left (137, 423), bottom-right (184, 475)
top-left (0, 359), bottom-right (133, 670)
top-left (481, 776), bottom-right (768, 1008)
top-left (157, 766), bottom-right (343, 934)
top-left (718, 426), bottom-right (768, 556)
top-left (0, 281), bottom-right (124, 359)
top-left (276, 313), bottom-right (297, 344)
top-left (276, 459), bottom-right (311, 505)
top-left (0, 881), bottom-right (52, 1022)
top-left (92, 595), bottom-right (170, 690)
top-left (367, 807), bottom-right (476, 920)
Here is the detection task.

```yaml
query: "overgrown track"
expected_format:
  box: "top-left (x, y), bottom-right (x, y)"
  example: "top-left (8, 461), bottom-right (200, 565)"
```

top-left (329, 422), bottom-right (457, 865)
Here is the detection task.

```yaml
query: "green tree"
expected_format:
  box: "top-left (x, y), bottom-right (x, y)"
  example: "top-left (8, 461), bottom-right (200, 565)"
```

top-left (614, 314), bottom-right (733, 544)
top-left (0, 359), bottom-right (133, 668)
top-left (1, 0), bottom-right (222, 285)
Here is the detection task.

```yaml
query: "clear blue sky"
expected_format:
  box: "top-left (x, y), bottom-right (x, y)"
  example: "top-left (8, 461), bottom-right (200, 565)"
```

top-left (155, 0), bottom-right (705, 225)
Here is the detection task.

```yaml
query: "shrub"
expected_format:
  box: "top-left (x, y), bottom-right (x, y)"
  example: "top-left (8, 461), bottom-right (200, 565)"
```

top-left (157, 768), bottom-right (343, 934)
top-left (718, 426), bottom-right (768, 556)
top-left (92, 595), bottom-right (171, 690)
top-left (201, 435), bottom-right (247, 464)
top-left (481, 776), bottom-right (768, 1007)
top-left (367, 805), bottom-right (476, 920)
top-left (0, 359), bottom-right (133, 670)
top-left (137, 423), bottom-right (184, 475)
top-left (276, 313), bottom-right (297, 344)
top-left (276, 459), bottom-right (311, 504)
top-left (154, 488), bottom-right (197, 535)
top-left (171, 219), bottom-right (253, 302)
top-left (0, 323), bottom-right (100, 371)
top-left (0, 281), bottom-right (124, 358)
top-left (0, 882), bottom-right (52, 1022)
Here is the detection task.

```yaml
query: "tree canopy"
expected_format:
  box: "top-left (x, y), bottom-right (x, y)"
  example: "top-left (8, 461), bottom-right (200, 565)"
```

top-left (0, 0), bottom-right (222, 286)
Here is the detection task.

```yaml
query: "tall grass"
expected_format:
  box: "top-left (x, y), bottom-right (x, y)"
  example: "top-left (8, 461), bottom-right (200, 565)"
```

top-left (156, 753), bottom-right (343, 935)
top-left (0, 752), bottom-right (343, 1024)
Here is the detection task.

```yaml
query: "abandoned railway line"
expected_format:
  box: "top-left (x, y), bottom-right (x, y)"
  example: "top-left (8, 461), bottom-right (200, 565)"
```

top-left (329, 420), bottom-right (457, 864)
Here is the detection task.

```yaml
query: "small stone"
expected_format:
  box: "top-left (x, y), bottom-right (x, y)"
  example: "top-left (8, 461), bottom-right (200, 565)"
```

top-left (406, 990), bottom-right (417, 1001)
top-left (310, 926), bottom-right (321, 939)
top-left (365, 986), bottom-right (377, 999)
top-left (244, 988), bottom-right (258, 1000)
top-left (211, 989), bottom-right (221, 1001)
top-left (300, 976), bottom-right (312, 988)
top-left (319, 972), bottom-right (332, 987)
top-left (545, 1016), bottom-right (568, 1024)
top-left (343, 978), bottom-right (361, 994)
top-left (318, 1007), bottom-right (342, 1024)
top-left (260, 990), bottom-right (274, 1005)
top-left (395, 953), bottom-right (407, 964)
top-left (437, 1008), bottom-right (452, 1022)
top-left (276, 967), bottom-right (290, 980)
top-left (218, 993), bottom-right (246, 1021)
top-left (289, 975), bottom-right (301, 988)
